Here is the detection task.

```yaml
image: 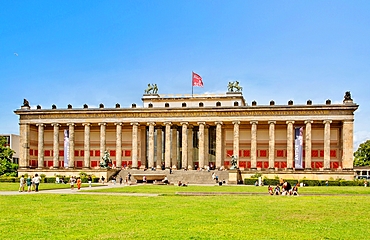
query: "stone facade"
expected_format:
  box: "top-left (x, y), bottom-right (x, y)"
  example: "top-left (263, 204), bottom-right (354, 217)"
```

top-left (14, 92), bottom-right (358, 180)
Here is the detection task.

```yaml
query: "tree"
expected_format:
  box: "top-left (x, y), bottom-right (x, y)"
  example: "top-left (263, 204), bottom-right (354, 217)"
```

top-left (0, 136), bottom-right (17, 176)
top-left (354, 140), bottom-right (370, 166)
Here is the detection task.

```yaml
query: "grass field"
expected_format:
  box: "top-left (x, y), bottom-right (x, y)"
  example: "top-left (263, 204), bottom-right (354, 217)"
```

top-left (1, 184), bottom-right (369, 239)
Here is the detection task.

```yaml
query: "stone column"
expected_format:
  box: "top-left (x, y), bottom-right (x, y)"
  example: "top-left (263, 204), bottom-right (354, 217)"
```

top-left (198, 122), bottom-right (205, 169)
top-left (304, 120), bottom-right (313, 170)
top-left (215, 122), bottom-right (223, 169)
top-left (19, 123), bottom-right (30, 168)
top-left (156, 126), bottom-right (163, 167)
top-left (232, 121), bottom-right (240, 166)
top-left (286, 121), bottom-right (295, 169)
top-left (99, 123), bottom-right (106, 159)
top-left (187, 125), bottom-right (193, 169)
top-left (181, 122), bottom-right (188, 169)
top-left (140, 125), bottom-right (146, 168)
top-left (148, 122), bottom-right (156, 169)
top-left (36, 123), bottom-right (44, 169)
top-left (67, 123), bottom-right (75, 168)
top-left (164, 122), bottom-right (172, 168)
top-left (52, 123), bottom-right (60, 168)
top-left (83, 123), bottom-right (91, 168)
top-left (171, 126), bottom-right (178, 168)
top-left (268, 121), bottom-right (276, 169)
top-left (250, 121), bottom-right (258, 169)
top-left (131, 122), bottom-right (139, 169)
top-left (204, 125), bottom-right (209, 167)
top-left (323, 120), bottom-right (332, 170)
top-left (342, 120), bottom-right (354, 170)
top-left (115, 122), bottom-right (122, 168)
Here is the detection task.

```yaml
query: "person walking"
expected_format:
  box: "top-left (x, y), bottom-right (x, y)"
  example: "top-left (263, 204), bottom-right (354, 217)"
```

top-left (18, 175), bottom-right (25, 192)
top-left (76, 177), bottom-right (82, 190)
top-left (33, 174), bottom-right (41, 192)
top-left (70, 176), bottom-right (75, 190)
top-left (26, 175), bottom-right (32, 192)
top-left (87, 175), bottom-right (92, 187)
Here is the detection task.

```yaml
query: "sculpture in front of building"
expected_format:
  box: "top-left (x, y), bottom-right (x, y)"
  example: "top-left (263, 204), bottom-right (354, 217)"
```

top-left (144, 83), bottom-right (158, 94)
top-left (227, 81), bottom-right (243, 92)
top-left (230, 155), bottom-right (238, 170)
top-left (100, 150), bottom-right (112, 169)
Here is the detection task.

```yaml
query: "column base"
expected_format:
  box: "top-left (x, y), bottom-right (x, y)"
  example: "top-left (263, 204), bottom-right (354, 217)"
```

top-left (268, 168), bottom-right (275, 171)
top-left (287, 168), bottom-right (293, 171)
top-left (304, 168), bottom-right (312, 171)
top-left (250, 168), bottom-right (257, 171)
top-left (323, 168), bottom-right (331, 171)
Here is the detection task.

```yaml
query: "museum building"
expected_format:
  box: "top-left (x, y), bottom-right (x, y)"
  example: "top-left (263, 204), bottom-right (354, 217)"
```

top-left (14, 91), bottom-right (358, 179)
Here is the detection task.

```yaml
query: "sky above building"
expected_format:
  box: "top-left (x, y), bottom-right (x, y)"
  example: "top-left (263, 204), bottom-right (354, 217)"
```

top-left (1, 1), bottom-right (369, 148)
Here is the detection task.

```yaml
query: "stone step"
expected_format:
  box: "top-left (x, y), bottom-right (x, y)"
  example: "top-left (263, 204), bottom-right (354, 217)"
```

top-left (116, 169), bottom-right (229, 185)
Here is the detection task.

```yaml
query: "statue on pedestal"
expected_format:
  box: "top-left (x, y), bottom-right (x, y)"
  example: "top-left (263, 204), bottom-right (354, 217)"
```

top-left (100, 150), bottom-right (112, 169)
top-left (230, 155), bottom-right (238, 170)
top-left (144, 83), bottom-right (159, 94)
top-left (227, 81), bottom-right (243, 92)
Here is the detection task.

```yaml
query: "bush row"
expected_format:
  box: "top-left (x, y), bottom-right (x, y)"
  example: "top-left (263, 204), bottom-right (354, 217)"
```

top-left (244, 178), bottom-right (367, 186)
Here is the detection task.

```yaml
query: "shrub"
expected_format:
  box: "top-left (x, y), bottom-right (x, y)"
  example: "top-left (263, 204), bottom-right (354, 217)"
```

top-left (0, 177), bottom-right (16, 182)
top-left (244, 178), bottom-right (258, 185)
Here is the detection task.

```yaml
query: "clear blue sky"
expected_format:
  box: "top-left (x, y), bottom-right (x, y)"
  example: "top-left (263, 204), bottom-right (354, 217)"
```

top-left (1, 1), bottom-right (369, 148)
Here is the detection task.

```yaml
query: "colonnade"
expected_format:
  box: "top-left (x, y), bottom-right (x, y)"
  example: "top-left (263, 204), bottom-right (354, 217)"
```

top-left (19, 119), bottom-right (354, 170)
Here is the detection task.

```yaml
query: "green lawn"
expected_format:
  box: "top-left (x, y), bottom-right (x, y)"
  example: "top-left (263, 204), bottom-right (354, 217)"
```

top-left (84, 184), bottom-right (370, 195)
top-left (0, 184), bottom-right (369, 239)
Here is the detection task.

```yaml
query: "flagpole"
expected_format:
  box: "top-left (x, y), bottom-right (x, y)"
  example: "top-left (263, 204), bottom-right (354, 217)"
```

top-left (191, 72), bottom-right (193, 98)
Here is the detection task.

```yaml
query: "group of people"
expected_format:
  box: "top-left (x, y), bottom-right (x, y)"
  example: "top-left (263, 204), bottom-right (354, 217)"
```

top-left (69, 176), bottom-right (82, 190)
top-left (268, 181), bottom-right (299, 196)
top-left (19, 174), bottom-right (41, 192)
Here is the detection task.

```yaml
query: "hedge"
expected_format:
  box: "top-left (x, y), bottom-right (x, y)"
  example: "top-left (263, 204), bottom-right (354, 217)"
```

top-left (244, 178), bottom-right (367, 186)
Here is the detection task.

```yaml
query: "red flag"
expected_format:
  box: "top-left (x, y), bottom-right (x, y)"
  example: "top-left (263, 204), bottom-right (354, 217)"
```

top-left (192, 72), bottom-right (203, 87)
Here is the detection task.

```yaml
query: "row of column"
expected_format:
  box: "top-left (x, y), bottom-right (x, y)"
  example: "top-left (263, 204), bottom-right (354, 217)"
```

top-left (19, 119), bottom-right (354, 170)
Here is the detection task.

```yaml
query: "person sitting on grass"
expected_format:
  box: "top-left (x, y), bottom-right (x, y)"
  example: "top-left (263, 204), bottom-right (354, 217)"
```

top-left (274, 184), bottom-right (280, 195)
top-left (292, 184), bottom-right (299, 195)
top-left (162, 176), bottom-right (169, 184)
top-left (268, 185), bottom-right (273, 195)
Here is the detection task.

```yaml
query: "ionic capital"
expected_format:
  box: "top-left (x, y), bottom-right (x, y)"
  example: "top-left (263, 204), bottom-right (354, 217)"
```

top-left (250, 120), bottom-right (258, 125)
top-left (98, 122), bottom-right (107, 126)
top-left (304, 120), bottom-right (313, 124)
top-left (114, 122), bottom-right (123, 126)
top-left (147, 122), bottom-right (156, 127)
top-left (130, 122), bottom-right (140, 126)
top-left (215, 121), bottom-right (223, 126)
top-left (232, 120), bottom-right (240, 125)
top-left (180, 122), bottom-right (189, 126)
top-left (268, 121), bottom-right (276, 125)
top-left (286, 121), bottom-right (295, 125)
top-left (323, 120), bottom-right (332, 125)
top-left (51, 123), bottom-right (60, 127)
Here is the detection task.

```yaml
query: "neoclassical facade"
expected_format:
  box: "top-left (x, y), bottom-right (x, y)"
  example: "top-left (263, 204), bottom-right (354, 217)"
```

top-left (15, 92), bottom-right (358, 177)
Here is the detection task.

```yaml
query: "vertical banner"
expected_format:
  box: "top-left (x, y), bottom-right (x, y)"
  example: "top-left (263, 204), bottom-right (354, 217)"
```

top-left (294, 127), bottom-right (303, 169)
top-left (64, 129), bottom-right (69, 168)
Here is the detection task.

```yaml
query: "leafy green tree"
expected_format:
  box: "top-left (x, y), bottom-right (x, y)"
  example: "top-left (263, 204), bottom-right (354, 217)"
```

top-left (354, 140), bottom-right (370, 166)
top-left (0, 136), bottom-right (17, 176)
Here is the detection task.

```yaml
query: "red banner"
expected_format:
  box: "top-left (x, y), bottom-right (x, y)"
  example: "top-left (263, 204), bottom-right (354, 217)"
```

top-left (192, 72), bottom-right (203, 87)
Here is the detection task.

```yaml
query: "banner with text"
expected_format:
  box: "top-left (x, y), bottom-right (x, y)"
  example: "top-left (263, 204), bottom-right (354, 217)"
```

top-left (64, 129), bottom-right (69, 168)
top-left (294, 127), bottom-right (303, 169)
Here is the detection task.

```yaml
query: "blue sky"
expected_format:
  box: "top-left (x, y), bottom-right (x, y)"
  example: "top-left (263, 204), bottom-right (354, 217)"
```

top-left (1, 1), bottom-right (369, 148)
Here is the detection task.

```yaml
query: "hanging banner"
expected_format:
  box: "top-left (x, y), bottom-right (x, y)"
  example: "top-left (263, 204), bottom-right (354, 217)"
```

top-left (294, 127), bottom-right (303, 169)
top-left (64, 129), bottom-right (69, 168)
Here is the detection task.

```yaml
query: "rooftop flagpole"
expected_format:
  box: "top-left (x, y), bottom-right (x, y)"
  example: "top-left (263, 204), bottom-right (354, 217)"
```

top-left (191, 71), bottom-right (194, 97)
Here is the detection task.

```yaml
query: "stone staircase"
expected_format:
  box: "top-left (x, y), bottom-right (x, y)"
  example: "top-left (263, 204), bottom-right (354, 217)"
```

top-left (116, 169), bottom-right (229, 185)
